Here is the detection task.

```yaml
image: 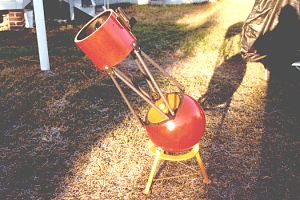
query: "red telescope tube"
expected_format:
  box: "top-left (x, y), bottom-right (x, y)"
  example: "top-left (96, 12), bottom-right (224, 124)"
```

top-left (74, 9), bottom-right (136, 70)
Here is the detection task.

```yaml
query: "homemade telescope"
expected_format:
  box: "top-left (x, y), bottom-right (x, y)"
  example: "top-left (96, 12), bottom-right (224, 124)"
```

top-left (75, 8), bottom-right (210, 194)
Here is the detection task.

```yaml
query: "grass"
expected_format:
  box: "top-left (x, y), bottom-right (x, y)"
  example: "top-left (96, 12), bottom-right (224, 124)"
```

top-left (130, 3), bottom-right (221, 57)
top-left (1, 0), bottom-right (299, 199)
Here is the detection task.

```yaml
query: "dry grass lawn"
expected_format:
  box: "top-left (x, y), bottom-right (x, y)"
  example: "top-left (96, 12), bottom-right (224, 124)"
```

top-left (0, 0), bottom-right (299, 199)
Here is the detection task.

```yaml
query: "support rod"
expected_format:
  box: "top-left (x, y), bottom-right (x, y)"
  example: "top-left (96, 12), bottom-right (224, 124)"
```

top-left (195, 152), bottom-right (211, 184)
top-left (144, 148), bottom-right (161, 195)
top-left (141, 51), bottom-right (185, 92)
top-left (114, 69), bottom-right (169, 120)
top-left (107, 69), bottom-right (144, 127)
top-left (134, 59), bottom-right (157, 95)
top-left (114, 68), bottom-right (151, 99)
top-left (134, 50), bottom-right (175, 116)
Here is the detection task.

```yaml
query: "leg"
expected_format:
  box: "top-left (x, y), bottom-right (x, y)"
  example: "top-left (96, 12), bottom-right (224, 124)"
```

top-left (195, 152), bottom-right (211, 184)
top-left (144, 148), bottom-right (161, 195)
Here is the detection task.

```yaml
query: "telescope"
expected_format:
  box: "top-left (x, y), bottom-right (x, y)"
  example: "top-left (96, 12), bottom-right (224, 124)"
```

top-left (75, 8), bottom-right (210, 194)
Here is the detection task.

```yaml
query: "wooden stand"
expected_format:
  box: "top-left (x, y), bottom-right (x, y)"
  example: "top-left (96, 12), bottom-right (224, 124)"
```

top-left (144, 142), bottom-right (211, 195)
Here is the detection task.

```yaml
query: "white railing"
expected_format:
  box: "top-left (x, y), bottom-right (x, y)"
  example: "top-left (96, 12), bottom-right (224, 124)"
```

top-left (0, 0), bottom-right (31, 10)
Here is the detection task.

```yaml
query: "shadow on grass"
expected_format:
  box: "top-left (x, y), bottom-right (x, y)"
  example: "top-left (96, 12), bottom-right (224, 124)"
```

top-left (199, 53), bottom-right (246, 134)
top-left (251, 5), bottom-right (300, 198)
top-left (0, 20), bottom-right (137, 198)
top-left (198, 22), bottom-right (246, 132)
top-left (0, 60), bottom-right (134, 199)
top-left (255, 70), bottom-right (300, 200)
top-left (0, 28), bottom-right (85, 59)
top-left (198, 22), bottom-right (252, 199)
top-left (133, 20), bottom-right (216, 57)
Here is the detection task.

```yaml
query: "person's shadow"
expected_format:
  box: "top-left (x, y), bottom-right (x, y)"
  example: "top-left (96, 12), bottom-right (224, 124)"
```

top-left (255, 66), bottom-right (300, 199)
top-left (254, 4), bottom-right (300, 199)
top-left (254, 4), bottom-right (300, 73)
top-left (199, 22), bottom-right (247, 132)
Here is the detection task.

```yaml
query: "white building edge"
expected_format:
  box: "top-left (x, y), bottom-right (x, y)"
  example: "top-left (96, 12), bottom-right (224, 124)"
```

top-left (1, 0), bottom-right (49, 70)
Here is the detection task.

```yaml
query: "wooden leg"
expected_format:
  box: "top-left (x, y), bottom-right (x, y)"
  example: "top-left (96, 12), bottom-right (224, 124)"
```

top-left (144, 149), bottom-right (161, 195)
top-left (195, 152), bottom-right (211, 184)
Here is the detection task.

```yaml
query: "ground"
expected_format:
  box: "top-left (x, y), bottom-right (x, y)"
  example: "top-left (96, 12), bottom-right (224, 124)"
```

top-left (0, 0), bottom-right (299, 199)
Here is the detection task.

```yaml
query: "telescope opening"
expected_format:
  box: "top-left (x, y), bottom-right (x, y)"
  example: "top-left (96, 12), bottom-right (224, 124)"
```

top-left (76, 10), bottom-right (111, 41)
top-left (146, 93), bottom-right (181, 124)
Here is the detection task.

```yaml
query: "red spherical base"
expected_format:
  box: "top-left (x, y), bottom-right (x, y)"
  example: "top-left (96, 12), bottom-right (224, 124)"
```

top-left (145, 93), bottom-right (206, 152)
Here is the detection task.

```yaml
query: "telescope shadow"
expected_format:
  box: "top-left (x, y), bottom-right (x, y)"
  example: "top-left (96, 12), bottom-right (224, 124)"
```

top-left (199, 53), bottom-right (246, 131)
top-left (198, 22), bottom-right (255, 199)
top-left (204, 5), bottom-right (300, 198)
top-left (198, 21), bottom-right (247, 134)
top-left (198, 53), bottom-right (247, 198)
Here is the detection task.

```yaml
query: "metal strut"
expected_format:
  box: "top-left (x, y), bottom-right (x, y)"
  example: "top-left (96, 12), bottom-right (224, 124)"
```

top-left (134, 59), bottom-right (157, 97)
top-left (113, 68), bottom-right (170, 120)
top-left (140, 50), bottom-right (185, 93)
top-left (114, 68), bottom-right (151, 99)
top-left (133, 48), bottom-right (175, 116)
top-left (106, 67), bottom-right (144, 127)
